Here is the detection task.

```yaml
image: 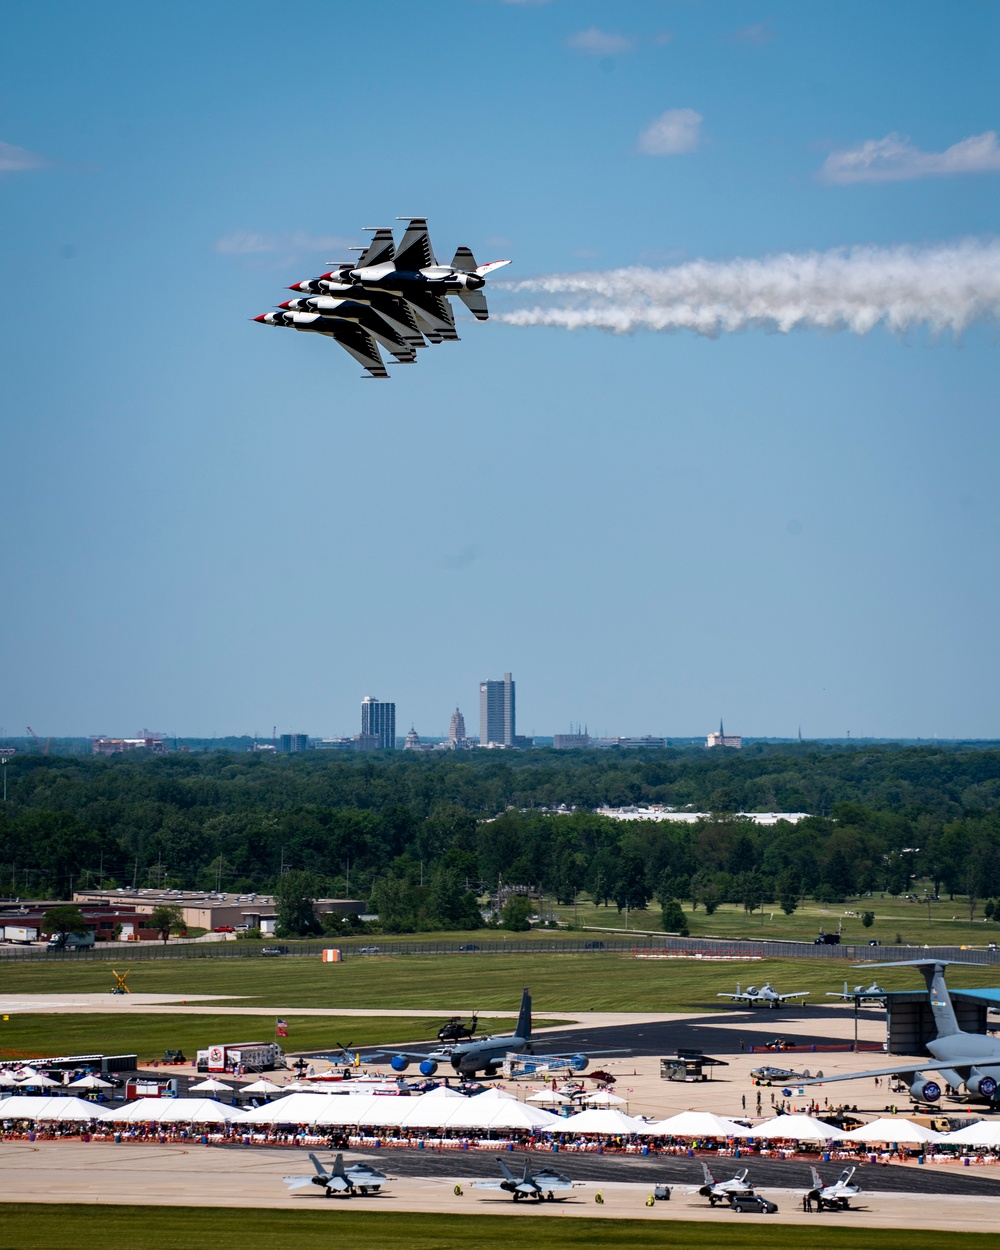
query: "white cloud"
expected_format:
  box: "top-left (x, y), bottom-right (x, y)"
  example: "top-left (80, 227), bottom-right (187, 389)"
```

top-left (0, 140), bottom-right (49, 173)
top-left (215, 230), bottom-right (354, 259)
top-left (495, 238), bottom-right (1000, 338)
top-left (637, 109), bottom-right (703, 156)
top-left (566, 27), bottom-right (633, 56)
top-left (821, 131), bottom-right (1000, 184)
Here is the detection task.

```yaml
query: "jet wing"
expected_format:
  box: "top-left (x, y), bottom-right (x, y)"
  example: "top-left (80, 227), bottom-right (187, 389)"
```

top-left (405, 291), bottom-right (460, 341)
top-left (324, 322), bottom-right (389, 378)
top-left (471, 1181), bottom-right (507, 1190)
top-left (796, 1059), bottom-right (975, 1086)
top-left (394, 217), bottom-right (436, 269)
top-left (777, 993), bottom-right (809, 1000)
top-left (283, 1176), bottom-right (319, 1190)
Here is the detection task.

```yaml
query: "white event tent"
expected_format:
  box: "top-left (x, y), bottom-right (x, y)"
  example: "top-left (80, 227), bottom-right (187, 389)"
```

top-left (639, 1110), bottom-right (754, 1138)
top-left (240, 1090), bottom-right (559, 1132)
top-left (938, 1121), bottom-right (1000, 1147)
top-left (0, 1096), bottom-right (103, 1121)
top-left (68, 1075), bottom-right (114, 1090)
top-left (558, 1107), bottom-right (646, 1135)
top-left (189, 1078), bottom-right (233, 1093)
top-left (842, 1118), bottom-right (943, 1145)
top-left (751, 1114), bottom-right (847, 1140)
top-left (99, 1098), bottom-right (245, 1124)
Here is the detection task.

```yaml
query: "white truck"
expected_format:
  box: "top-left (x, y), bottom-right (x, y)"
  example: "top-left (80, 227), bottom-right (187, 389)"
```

top-left (4, 925), bottom-right (39, 944)
top-left (196, 1041), bottom-right (286, 1073)
top-left (46, 931), bottom-right (96, 951)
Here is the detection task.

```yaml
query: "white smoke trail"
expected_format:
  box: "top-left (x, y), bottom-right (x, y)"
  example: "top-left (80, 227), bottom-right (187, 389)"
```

top-left (495, 239), bottom-right (1000, 338)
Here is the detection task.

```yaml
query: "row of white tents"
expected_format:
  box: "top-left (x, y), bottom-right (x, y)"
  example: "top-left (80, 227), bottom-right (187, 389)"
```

top-left (3, 1088), bottom-right (1000, 1145)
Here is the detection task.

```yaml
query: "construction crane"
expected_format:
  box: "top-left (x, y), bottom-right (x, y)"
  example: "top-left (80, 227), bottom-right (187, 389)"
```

top-left (26, 726), bottom-right (51, 756)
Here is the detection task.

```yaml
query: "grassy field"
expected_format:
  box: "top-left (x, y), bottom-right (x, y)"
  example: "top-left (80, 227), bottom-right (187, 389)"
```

top-left (0, 1205), bottom-right (994, 1250)
top-left (0, 1013), bottom-right (531, 1063)
top-left (2, 952), bottom-right (1000, 1015)
top-left (560, 893), bottom-right (1000, 948)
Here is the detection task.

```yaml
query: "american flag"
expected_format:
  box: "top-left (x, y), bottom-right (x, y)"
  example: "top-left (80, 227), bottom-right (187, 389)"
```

top-left (276, 1018), bottom-right (288, 1037)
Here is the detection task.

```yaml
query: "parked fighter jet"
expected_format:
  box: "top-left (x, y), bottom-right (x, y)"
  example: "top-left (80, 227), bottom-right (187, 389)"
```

top-left (751, 1064), bottom-right (824, 1085)
top-left (283, 1152), bottom-right (388, 1198)
top-left (269, 218), bottom-right (511, 375)
top-left (826, 980), bottom-right (887, 1004)
top-left (376, 988), bottom-right (621, 1079)
top-left (806, 1166), bottom-right (860, 1211)
top-left (797, 961), bottom-right (1000, 1104)
top-left (696, 1163), bottom-right (754, 1205)
top-left (472, 1157), bottom-right (576, 1202)
top-left (717, 982), bottom-right (809, 1009)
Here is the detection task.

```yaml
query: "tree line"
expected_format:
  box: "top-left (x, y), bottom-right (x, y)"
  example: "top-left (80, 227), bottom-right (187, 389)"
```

top-left (1, 745), bottom-right (1000, 933)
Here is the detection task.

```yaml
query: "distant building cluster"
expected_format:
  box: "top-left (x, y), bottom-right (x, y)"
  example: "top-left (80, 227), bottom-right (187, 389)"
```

top-left (706, 720), bottom-right (742, 749)
top-left (92, 732), bottom-right (166, 756)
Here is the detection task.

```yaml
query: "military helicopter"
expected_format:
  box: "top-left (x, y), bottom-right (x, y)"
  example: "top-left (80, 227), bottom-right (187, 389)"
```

top-left (437, 1013), bottom-right (479, 1044)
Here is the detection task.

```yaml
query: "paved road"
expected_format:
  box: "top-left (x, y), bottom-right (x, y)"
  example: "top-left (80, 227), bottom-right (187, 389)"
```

top-left (299, 1004), bottom-right (887, 1062)
top-left (326, 1145), bottom-right (1000, 1197)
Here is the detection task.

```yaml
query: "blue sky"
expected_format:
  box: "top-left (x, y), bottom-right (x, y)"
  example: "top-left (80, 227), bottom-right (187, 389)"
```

top-left (1, 1), bottom-right (998, 740)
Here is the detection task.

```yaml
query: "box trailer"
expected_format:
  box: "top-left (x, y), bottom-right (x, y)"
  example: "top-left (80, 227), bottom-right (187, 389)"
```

top-left (4, 925), bottom-right (39, 944)
top-left (196, 1041), bottom-right (285, 1073)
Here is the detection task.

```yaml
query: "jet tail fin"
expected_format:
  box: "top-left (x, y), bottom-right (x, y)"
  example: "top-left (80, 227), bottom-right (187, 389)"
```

top-left (516, 987), bottom-right (532, 1039)
top-left (356, 228), bottom-right (395, 268)
top-left (332, 1154), bottom-right (347, 1178)
top-left (810, 1166), bottom-right (823, 1190)
top-left (451, 246), bottom-right (478, 272)
top-left (458, 288), bottom-right (489, 320)
top-left (701, 1163), bottom-right (715, 1185)
top-left (497, 1158), bottom-right (516, 1182)
top-left (309, 1152), bottom-right (326, 1176)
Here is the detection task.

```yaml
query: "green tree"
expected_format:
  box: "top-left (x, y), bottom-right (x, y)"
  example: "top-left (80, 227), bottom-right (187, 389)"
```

top-left (149, 903), bottom-right (185, 944)
top-left (777, 869), bottom-right (800, 916)
top-left (42, 905), bottom-right (90, 944)
top-left (427, 866), bottom-right (482, 930)
top-left (613, 852), bottom-right (650, 913)
top-left (660, 899), bottom-right (689, 936)
top-left (861, 910), bottom-right (875, 929)
top-left (501, 895), bottom-right (533, 931)
top-left (369, 876), bottom-right (416, 933)
top-left (274, 870), bottom-right (322, 937)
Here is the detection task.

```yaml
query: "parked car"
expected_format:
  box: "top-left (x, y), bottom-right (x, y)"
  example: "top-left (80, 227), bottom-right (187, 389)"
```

top-left (213, 925), bottom-right (235, 933)
top-left (814, 933), bottom-right (841, 945)
top-left (584, 940), bottom-right (605, 949)
top-left (729, 1194), bottom-right (778, 1214)
top-left (358, 945), bottom-right (380, 954)
top-left (260, 945), bottom-right (288, 956)
top-left (457, 944), bottom-right (480, 951)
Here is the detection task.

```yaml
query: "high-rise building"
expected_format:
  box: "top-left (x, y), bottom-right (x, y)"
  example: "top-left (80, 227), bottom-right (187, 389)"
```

top-left (448, 707), bottom-right (466, 744)
top-left (479, 672), bottom-right (515, 746)
top-left (278, 733), bottom-right (309, 754)
top-left (361, 696), bottom-right (396, 750)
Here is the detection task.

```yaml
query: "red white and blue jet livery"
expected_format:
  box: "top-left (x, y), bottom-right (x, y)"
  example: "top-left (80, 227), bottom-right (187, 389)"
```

top-left (254, 218), bottom-right (511, 378)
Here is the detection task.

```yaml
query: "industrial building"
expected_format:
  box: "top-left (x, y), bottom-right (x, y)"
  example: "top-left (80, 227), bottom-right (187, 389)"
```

top-left (72, 889), bottom-right (366, 934)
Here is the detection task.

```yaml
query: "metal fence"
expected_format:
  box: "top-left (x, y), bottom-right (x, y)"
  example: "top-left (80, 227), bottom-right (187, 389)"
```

top-left (2, 933), bottom-right (999, 965)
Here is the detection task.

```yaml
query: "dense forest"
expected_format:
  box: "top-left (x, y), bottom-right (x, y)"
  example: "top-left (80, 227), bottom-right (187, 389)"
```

top-left (2, 745), bottom-right (1000, 932)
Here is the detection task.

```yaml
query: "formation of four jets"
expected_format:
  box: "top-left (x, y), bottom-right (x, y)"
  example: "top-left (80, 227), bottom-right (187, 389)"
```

top-left (254, 217), bottom-right (511, 378)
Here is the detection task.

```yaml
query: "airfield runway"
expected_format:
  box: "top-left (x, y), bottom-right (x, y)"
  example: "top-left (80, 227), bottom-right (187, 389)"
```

top-left (1, 1142), bottom-right (999, 1232)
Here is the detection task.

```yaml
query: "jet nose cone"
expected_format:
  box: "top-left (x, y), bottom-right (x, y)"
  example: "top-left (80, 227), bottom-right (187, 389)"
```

top-left (252, 314), bottom-right (267, 322)
top-left (277, 300), bottom-right (292, 309)
top-left (287, 283), bottom-right (303, 291)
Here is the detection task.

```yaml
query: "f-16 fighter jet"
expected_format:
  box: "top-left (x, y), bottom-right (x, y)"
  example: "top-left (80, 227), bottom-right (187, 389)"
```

top-left (259, 218), bottom-right (510, 376)
top-left (806, 1166), bottom-right (860, 1211)
top-left (253, 306), bottom-right (416, 379)
top-left (283, 1152), bottom-right (389, 1198)
top-left (472, 1157), bottom-right (576, 1202)
top-left (696, 1163), bottom-right (754, 1205)
top-left (717, 981), bottom-right (809, 1009)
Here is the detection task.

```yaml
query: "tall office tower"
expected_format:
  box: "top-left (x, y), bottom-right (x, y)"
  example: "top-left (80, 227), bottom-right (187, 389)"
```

top-left (448, 707), bottom-right (466, 744)
top-left (278, 733), bottom-right (309, 754)
top-left (361, 696), bottom-right (396, 750)
top-left (479, 672), bottom-right (515, 746)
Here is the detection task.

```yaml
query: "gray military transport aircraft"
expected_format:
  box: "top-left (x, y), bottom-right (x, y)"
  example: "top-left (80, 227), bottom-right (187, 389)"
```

top-left (256, 217), bottom-right (511, 377)
top-left (373, 988), bottom-right (622, 1078)
top-left (472, 1157), bottom-right (576, 1202)
top-left (798, 960), bottom-right (1000, 1104)
top-left (283, 1152), bottom-right (389, 1198)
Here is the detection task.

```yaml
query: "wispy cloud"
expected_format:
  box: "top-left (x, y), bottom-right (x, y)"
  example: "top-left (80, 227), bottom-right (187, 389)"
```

top-left (821, 131), bottom-right (1000, 184)
top-left (495, 239), bottom-right (1000, 338)
top-left (0, 140), bottom-right (50, 173)
top-left (727, 21), bottom-right (774, 46)
top-left (215, 230), bottom-right (355, 265)
top-left (638, 109), bottom-right (703, 156)
top-left (566, 27), bottom-right (633, 56)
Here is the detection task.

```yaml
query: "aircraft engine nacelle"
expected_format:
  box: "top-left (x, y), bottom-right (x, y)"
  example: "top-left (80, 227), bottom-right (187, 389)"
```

top-left (390, 1056), bottom-right (410, 1073)
top-left (418, 1059), bottom-right (438, 1077)
top-left (966, 1071), bottom-right (998, 1100)
top-left (570, 1054), bottom-right (589, 1072)
top-left (908, 1076), bottom-right (941, 1102)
